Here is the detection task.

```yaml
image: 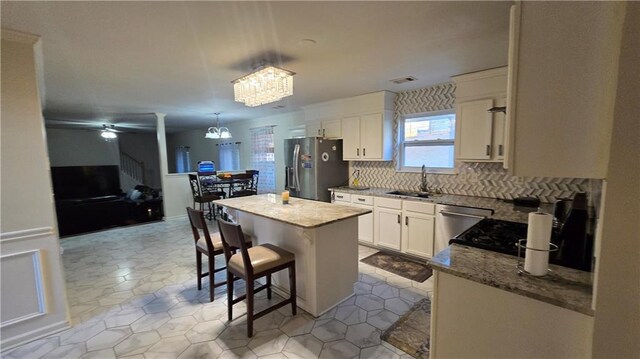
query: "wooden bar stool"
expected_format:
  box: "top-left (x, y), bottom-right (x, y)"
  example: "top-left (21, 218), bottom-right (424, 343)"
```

top-left (217, 219), bottom-right (297, 337)
top-left (186, 207), bottom-right (253, 302)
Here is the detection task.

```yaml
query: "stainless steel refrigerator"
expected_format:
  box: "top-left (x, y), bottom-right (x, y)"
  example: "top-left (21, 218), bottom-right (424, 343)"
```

top-left (284, 137), bottom-right (349, 202)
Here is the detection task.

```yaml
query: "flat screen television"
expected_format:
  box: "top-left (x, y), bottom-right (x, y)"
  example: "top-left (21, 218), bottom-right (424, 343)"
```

top-left (51, 165), bottom-right (122, 200)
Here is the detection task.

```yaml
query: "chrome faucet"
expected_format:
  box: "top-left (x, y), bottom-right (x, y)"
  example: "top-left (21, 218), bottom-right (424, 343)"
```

top-left (420, 164), bottom-right (428, 193)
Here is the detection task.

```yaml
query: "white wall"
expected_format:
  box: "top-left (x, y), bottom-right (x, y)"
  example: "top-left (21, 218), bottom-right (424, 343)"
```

top-left (0, 29), bottom-right (70, 350)
top-left (592, 3), bottom-right (640, 357)
top-left (118, 132), bottom-right (161, 188)
top-left (46, 128), bottom-right (120, 167)
top-left (166, 129), bottom-right (219, 173)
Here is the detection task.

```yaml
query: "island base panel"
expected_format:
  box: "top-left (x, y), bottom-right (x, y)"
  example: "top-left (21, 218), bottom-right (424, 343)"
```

top-left (237, 213), bottom-right (358, 317)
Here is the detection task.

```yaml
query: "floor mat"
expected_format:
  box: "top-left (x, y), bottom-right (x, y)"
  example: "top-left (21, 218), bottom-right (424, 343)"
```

top-left (381, 298), bottom-right (431, 359)
top-left (360, 251), bottom-right (432, 282)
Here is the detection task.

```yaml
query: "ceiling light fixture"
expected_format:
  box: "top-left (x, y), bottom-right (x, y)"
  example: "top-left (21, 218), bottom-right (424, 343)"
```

top-left (205, 113), bottom-right (232, 139)
top-left (101, 124), bottom-right (118, 140)
top-left (232, 64), bottom-right (295, 107)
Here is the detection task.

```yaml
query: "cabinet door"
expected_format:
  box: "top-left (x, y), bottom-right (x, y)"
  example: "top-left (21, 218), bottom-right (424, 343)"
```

top-left (375, 208), bottom-right (402, 250)
top-left (322, 119), bottom-right (342, 139)
top-left (360, 113), bottom-right (383, 159)
top-left (402, 212), bottom-right (435, 258)
top-left (352, 203), bottom-right (374, 244)
top-left (492, 97), bottom-right (507, 160)
top-left (306, 121), bottom-right (322, 137)
top-left (341, 116), bottom-right (361, 160)
top-left (456, 99), bottom-right (494, 160)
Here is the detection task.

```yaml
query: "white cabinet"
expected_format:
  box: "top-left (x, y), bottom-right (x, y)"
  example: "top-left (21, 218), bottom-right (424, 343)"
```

top-left (504, 2), bottom-right (622, 178)
top-left (452, 67), bottom-right (508, 162)
top-left (374, 197), bottom-right (436, 258)
top-left (307, 119), bottom-right (342, 139)
top-left (341, 111), bottom-right (393, 161)
top-left (332, 192), bottom-right (373, 245)
top-left (402, 201), bottom-right (436, 258)
top-left (375, 208), bottom-right (402, 250)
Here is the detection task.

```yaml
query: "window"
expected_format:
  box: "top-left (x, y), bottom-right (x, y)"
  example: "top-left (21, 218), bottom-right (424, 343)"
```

top-left (400, 112), bottom-right (456, 171)
top-left (250, 126), bottom-right (276, 193)
top-left (218, 142), bottom-right (241, 171)
top-left (175, 146), bottom-right (191, 173)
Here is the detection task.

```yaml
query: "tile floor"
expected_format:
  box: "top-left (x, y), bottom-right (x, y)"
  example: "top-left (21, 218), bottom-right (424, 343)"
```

top-left (3, 218), bottom-right (433, 359)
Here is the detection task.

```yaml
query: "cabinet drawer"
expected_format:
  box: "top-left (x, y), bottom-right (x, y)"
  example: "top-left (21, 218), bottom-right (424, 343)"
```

top-left (351, 195), bottom-right (373, 206)
top-left (403, 200), bottom-right (436, 215)
top-left (375, 197), bottom-right (402, 210)
top-left (333, 192), bottom-right (351, 202)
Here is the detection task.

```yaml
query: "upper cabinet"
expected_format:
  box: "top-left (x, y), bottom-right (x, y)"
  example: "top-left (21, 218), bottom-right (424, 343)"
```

top-left (342, 111), bottom-right (393, 161)
top-left (307, 119), bottom-right (342, 139)
top-left (452, 67), bottom-right (508, 162)
top-left (504, 2), bottom-right (624, 178)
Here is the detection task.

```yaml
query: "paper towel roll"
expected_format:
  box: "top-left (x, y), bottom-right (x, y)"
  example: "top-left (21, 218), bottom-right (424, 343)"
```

top-left (524, 212), bottom-right (553, 276)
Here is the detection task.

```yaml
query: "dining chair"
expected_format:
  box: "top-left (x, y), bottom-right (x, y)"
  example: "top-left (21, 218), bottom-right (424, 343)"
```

top-left (186, 207), bottom-right (253, 302)
top-left (217, 218), bottom-right (297, 337)
top-left (188, 174), bottom-right (222, 220)
top-left (229, 170), bottom-right (259, 197)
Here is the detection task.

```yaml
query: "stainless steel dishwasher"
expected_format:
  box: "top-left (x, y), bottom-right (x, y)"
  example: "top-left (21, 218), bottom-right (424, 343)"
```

top-left (434, 204), bottom-right (493, 254)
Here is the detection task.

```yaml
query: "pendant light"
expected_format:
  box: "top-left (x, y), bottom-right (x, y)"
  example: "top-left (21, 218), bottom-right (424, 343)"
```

top-left (205, 113), bottom-right (232, 139)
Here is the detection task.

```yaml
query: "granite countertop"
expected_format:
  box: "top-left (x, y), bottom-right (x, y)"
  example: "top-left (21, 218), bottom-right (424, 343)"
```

top-left (330, 187), bottom-right (552, 223)
top-left (213, 194), bottom-right (371, 229)
top-left (429, 244), bottom-right (594, 316)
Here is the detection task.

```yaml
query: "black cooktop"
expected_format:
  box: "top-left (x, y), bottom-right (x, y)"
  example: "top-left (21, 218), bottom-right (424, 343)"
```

top-left (450, 218), bottom-right (559, 261)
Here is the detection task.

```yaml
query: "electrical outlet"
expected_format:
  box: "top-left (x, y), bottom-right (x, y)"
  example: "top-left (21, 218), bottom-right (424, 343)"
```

top-left (514, 176), bottom-right (525, 185)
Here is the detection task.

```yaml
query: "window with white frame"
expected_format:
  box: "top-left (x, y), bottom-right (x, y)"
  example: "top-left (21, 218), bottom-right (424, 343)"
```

top-left (400, 112), bottom-right (456, 171)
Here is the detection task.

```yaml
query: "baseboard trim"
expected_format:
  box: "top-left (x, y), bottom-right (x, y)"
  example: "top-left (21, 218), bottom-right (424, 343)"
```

top-left (0, 320), bottom-right (70, 353)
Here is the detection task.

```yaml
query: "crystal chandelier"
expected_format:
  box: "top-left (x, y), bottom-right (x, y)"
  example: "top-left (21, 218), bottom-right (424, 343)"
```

top-left (232, 65), bottom-right (295, 107)
top-left (205, 113), bottom-right (232, 139)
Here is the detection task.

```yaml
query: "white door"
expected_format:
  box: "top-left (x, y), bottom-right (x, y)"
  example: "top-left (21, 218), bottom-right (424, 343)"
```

top-left (375, 208), bottom-right (402, 250)
top-left (492, 97), bottom-right (507, 160)
top-left (360, 113), bottom-right (383, 159)
top-left (341, 116), bottom-right (361, 160)
top-left (322, 119), bottom-right (342, 139)
top-left (352, 203), bottom-right (374, 244)
top-left (403, 212), bottom-right (435, 258)
top-left (456, 99), bottom-right (494, 160)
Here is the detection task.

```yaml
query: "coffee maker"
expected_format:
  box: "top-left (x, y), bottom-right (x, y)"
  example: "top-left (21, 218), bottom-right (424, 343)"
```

top-left (553, 193), bottom-right (594, 272)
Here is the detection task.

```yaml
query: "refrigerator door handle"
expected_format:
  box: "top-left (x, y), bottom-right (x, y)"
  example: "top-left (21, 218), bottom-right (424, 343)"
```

top-left (285, 166), bottom-right (289, 190)
top-left (293, 143), bottom-right (301, 190)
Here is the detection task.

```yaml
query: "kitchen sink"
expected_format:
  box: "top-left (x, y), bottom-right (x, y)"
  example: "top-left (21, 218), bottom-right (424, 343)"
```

top-left (386, 190), bottom-right (430, 198)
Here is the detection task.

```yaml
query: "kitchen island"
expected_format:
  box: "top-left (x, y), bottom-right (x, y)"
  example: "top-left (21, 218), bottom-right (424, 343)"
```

top-left (213, 194), bottom-right (371, 316)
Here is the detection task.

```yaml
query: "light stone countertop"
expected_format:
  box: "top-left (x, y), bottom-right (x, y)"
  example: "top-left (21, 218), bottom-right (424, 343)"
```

top-left (329, 187), bottom-right (553, 223)
top-left (429, 244), bottom-right (594, 316)
top-left (213, 194), bottom-right (371, 229)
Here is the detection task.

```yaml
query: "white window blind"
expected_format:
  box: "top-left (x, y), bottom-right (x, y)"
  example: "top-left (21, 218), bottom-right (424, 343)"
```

top-left (218, 142), bottom-right (241, 171)
top-left (250, 126), bottom-right (275, 194)
top-left (400, 112), bottom-right (456, 171)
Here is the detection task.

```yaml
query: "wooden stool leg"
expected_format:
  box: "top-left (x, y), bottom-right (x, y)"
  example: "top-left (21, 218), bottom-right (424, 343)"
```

top-left (207, 255), bottom-right (215, 302)
top-left (226, 271), bottom-right (234, 322)
top-left (289, 262), bottom-right (297, 315)
top-left (196, 251), bottom-right (202, 291)
top-left (247, 278), bottom-right (255, 337)
top-left (266, 274), bottom-right (272, 300)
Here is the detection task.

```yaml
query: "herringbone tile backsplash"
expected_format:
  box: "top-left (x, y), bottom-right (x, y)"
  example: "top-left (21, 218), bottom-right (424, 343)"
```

top-left (351, 83), bottom-right (600, 204)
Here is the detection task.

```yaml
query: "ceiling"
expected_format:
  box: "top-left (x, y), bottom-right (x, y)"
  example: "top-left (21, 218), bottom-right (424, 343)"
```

top-left (1, 1), bottom-right (511, 132)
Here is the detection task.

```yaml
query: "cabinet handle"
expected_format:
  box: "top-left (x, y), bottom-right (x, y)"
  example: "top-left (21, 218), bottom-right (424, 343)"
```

top-left (499, 144), bottom-right (503, 156)
top-left (405, 216), bottom-right (409, 225)
top-left (397, 214), bottom-right (401, 224)
top-left (486, 145), bottom-right (491, 156)
top-left (357, 198), bottom-right (365, 202)
top-left (323, 129), bottom-right (326, 137)
top-left (337, 195), bottom-right (343, 199)
top-left (363, 148), bottom-right (366, 157)
top-left (357, 148), bottom-right (360, 156)
top-left (317, 129), bottom-right (321, 135)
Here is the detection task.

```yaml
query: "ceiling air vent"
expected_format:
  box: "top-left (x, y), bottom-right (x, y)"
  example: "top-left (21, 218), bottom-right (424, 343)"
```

top-left (272, 105), bottom-right (286, 109)
top-left (390, 76), bottom-right (417, 84)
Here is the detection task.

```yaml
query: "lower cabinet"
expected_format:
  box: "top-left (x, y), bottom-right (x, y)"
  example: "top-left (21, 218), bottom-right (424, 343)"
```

top-left (352, 202), bottom-right (374, 244)
top-left (374, 197), bottom-right (436, 258)
top-left (402, 211), bottom-right (435, 258)
top-left (375, 207), bottom-right (402, 250)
